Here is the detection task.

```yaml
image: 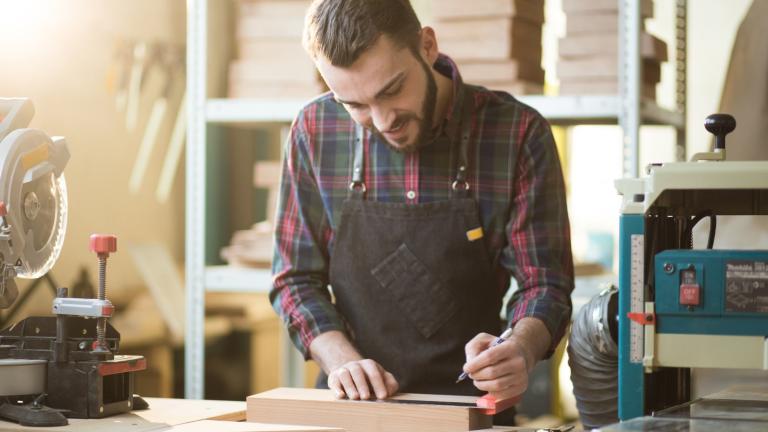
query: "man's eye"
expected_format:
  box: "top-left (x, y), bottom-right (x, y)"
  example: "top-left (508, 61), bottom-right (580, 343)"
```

top-left (382, 85), bottom-right (403, 98)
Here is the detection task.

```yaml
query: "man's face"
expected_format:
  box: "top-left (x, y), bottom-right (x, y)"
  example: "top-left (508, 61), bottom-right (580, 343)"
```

top-left (316, 35), bottom-right (437, 153)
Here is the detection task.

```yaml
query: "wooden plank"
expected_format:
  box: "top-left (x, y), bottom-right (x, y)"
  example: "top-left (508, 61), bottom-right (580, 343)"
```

top-left (473, 80), bottom-right (544, 96)
top-left (228, 81), bottom-right (327, 99)
top-left (169, 420), bottom-right (343, 432)
top-left (237, 39), bottom-right (307, 63)
top-left (433, 0), bottom-right (545, 24)
top-left (558, 58), bottom-right (661, 82)
top-left (434, 18), bottom-right (542, 61)
top-left (566, 12), bottom-right (618, 34)
top-left (459, 60), bottom-right (544, 83)
top-left (239, 0), bottom-right (310, 19)
top-left (559, 32), bottom-right (668, 62)
top-left (559, 80), bottom-right (656, 100)
top-left (237, 15), bottom-right (305, 40)
top-left (247, 388), bottom-right (493, 432)
top-left (563, 0), bottom-right (654, 18)
top-left (230, 60), bottom-right (319, 83)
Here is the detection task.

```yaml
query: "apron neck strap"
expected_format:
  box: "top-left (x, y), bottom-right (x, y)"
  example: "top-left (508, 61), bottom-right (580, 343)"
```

top-left (348, 85), bottom-right (476, 200)
top-left (451, 85), bottom-right (475, 199)
top-left (349, 123), bottom-right (366, 199)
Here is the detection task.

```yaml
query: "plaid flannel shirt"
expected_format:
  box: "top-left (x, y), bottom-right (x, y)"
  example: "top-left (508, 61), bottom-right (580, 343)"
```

top-left (270, 54), bottom-right (574, 360)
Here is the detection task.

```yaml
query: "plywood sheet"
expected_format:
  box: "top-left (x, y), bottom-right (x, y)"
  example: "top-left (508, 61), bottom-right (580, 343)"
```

top-left (247, 388), bottom-right (493, 432)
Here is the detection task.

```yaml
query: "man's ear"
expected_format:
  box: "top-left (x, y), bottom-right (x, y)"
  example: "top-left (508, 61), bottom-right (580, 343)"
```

top-left (419, 26), bottom-right (440, 65)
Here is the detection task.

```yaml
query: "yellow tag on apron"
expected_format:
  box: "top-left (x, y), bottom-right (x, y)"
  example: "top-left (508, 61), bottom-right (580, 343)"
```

top-left (466, 227), bottom-right (484, 242)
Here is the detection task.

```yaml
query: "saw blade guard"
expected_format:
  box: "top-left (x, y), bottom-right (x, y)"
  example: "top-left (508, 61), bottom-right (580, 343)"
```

top-left (0, 128), bottom-right (70, 280)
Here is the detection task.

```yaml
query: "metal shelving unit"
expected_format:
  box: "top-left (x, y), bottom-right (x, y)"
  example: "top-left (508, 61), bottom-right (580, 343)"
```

top-left (185, 0), bottom-right (687, 398)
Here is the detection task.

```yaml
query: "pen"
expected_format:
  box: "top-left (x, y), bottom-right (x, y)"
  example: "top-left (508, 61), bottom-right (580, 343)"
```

top-left (456, 327), bottom-right (515, 383)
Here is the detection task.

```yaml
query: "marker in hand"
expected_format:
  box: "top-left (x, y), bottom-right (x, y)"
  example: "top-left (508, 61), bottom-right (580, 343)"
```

top-left (456, 327), bottom-right (515, 383)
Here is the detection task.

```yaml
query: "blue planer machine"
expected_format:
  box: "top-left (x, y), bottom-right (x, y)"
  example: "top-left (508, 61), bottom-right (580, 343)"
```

top-left (615, 114), bottom-right (768, 420)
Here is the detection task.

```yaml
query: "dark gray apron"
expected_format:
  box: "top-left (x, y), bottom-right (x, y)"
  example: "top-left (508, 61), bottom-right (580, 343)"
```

top-left (323, 85), bottom-right (508, 399)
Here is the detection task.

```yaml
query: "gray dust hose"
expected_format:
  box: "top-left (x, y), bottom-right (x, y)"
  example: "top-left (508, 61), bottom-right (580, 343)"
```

top-left (568, 285), bottom-right (619, 429)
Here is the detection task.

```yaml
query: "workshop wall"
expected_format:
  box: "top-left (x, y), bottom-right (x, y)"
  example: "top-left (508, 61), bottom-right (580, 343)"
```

top-left (0, 0), bottom-right (186, 314)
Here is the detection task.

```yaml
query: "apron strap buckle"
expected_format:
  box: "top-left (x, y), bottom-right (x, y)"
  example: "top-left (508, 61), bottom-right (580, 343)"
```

top-left (349, 181), bottom-right (367, 193)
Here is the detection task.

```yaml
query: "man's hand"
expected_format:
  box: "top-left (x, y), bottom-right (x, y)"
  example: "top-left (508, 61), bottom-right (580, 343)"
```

top-left (327, 359), bottom-right (399, 400)
top-left (309, 330), bottom-right (399, 400)
top-left (462, 318), bottom-right (551, 400)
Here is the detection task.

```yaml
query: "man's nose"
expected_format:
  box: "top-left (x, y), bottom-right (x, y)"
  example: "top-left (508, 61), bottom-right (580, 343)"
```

top-left (370, 105), bottom-right (395, 132)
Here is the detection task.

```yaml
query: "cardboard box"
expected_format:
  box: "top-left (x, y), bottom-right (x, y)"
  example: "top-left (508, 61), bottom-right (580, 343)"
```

top-left (433, 0), bottom-right (545, 24)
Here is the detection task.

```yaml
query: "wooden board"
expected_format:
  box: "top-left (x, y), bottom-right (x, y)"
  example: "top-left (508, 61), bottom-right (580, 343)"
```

top-left (237, 15), bottom-right (305, 40)
top-left (433, 18), bottom-right (542, 62)
top-left (459, 60), bottom-right (544, 84)
top-left (230, 60), bottom-right (319, 83)
top-left (559, 32), bottom-right (668, 62)
top-left (559, 80), bottom-right (656, 100)
top-left (228, 81), bottom-right (327, 99)
top-left (247, 388), bottom-right (493, 432)
top-left (563, 0), bottom-right (654, 18)
top-left (169, 420), bottom-right (343, 432)
top-left (566, 12), bottom-right (619, 34)
top-left (558, 58), bottom-right (661, 83)
top-left (237, 39), bottom-right (307, 63)
top-left (473, 80), bottom-right (544, 96)
top-left (239, 0), bottom-right (310, 19)
top-left (432, 0), bottom-right (545, 24)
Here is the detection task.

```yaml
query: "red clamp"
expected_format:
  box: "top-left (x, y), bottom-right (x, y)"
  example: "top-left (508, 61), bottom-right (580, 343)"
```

top-left (476, 393), bottom-right (520, 415)
top-left (627, 312), bottom-right (655, 325)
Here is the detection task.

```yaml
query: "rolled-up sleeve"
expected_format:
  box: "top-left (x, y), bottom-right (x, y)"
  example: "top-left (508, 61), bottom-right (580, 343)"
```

top-left (270, 108), bottom-right (346, 359)
top-left (502, 111), bottom-right (574, 357)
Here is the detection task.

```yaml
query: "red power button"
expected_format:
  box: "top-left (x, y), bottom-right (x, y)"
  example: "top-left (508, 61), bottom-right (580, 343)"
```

top-left (680, 284), bottom-right (700, 306)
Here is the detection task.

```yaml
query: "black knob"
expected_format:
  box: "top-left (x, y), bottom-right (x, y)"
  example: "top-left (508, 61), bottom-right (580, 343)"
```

top-left (704, 114), bottom-right (736, 150)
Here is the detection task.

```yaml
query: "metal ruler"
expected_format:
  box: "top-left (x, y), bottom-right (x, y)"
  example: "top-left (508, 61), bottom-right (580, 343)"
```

top-left (630, 234), bottom-right (645, 363)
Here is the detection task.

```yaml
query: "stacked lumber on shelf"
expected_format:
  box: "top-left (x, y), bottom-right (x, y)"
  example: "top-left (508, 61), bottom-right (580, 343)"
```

top-left (432, 0), bottom-right (546, 95)
top-left (220, 160), bottom-right (282, 267)
top-left (229, 0), bottom-right (326, 99)
top-left (559, 0), bottom-right (668, 100)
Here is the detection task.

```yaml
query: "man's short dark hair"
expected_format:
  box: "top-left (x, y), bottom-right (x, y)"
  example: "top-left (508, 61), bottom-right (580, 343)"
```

top-left (303, 0), bottom-right (423, 67)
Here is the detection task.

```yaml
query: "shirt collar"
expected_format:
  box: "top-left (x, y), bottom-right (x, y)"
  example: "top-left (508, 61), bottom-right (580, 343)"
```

top-left (433, 53), bottom-right (467, 143)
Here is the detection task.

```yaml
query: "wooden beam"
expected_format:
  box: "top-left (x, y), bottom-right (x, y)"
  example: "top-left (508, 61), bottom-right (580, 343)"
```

top-left (170, 420), bottom-right (344, 432)
top-left (247, 388), bottom-right (493, 432)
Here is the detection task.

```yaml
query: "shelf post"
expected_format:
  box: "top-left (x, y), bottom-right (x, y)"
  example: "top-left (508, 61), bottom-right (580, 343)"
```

top-left (185, 0), bottom-right (208, 400)
top-left (619, 0), bottom-right (642, 178)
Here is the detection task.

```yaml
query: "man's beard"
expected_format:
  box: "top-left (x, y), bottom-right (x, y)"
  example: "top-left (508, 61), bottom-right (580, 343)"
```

top-left (372, 55), bottom-right (438, 154)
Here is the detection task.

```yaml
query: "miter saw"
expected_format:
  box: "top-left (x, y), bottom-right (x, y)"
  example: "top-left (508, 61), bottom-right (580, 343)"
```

top-left (0, 98), bottom-right (146, 427)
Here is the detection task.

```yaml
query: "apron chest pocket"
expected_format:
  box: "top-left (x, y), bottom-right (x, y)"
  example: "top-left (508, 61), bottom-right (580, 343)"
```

top-left (371, 243), bottom-right (459, 339)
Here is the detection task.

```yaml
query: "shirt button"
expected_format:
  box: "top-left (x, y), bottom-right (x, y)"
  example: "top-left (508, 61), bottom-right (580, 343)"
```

top-left (406, 190), bottom-right (416, 200)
